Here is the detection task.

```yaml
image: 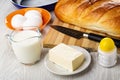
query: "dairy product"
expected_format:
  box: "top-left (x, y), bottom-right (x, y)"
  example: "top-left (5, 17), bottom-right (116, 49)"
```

top-left (11, 30), bottom-right (42, 64)
top-left (49, 43), bottom-right (84, 71)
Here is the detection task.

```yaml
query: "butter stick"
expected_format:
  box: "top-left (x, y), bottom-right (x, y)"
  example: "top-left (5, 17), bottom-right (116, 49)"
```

top-left (49, 43), bottom-right (85, 71)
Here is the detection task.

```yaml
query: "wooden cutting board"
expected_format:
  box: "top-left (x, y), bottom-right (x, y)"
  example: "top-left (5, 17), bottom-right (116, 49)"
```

top-left (43, 18), bottom-right (120, 52)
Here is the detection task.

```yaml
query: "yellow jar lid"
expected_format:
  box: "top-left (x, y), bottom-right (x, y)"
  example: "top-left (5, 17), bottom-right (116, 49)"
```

top-left (99, 37), bottom-right (115, 52)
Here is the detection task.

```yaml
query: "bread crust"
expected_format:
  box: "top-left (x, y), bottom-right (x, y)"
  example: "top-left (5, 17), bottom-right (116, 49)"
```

top-left (55, 0), bottom-right (120, 38)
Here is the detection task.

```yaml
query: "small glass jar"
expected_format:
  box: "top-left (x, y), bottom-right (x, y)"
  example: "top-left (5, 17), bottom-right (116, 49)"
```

top-left (98, 46), bottom-right (117, 67)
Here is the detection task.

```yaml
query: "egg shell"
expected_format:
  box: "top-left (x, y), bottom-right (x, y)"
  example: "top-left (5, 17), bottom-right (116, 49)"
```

top-left (11, 14), bottom-right (26, 28)
top-left (24, 10), bottom-right (42, 18)
top-left (23, 16), bottom-right (43, 29)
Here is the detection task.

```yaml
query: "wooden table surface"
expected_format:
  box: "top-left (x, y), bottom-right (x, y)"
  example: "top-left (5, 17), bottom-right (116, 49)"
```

top-left (1, 0), bottom-right (120, 80)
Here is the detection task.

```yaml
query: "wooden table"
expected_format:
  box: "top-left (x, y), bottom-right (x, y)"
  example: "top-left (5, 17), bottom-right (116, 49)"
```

top-left (1, 0), bottom-right (120, 80)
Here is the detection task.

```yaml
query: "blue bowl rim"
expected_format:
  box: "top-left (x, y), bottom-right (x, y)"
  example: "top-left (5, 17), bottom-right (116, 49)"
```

top-left (10, 0), bottom-right (57, 11)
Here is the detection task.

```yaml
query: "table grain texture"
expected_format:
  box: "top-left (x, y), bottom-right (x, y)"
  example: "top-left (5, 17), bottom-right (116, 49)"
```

top-left (0, 0), bottom-right (120, 80)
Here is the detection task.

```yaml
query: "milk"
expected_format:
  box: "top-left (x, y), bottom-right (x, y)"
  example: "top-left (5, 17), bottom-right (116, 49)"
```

top-left (10, 30), bottom-right (42, 64)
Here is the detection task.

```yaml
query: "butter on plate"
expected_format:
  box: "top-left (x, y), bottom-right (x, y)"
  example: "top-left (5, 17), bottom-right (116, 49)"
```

top-left (48, 43), bottom-right (85, 71)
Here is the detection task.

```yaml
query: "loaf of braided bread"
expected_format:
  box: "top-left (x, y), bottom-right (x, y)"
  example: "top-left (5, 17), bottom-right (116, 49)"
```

top-left (55, 0), bottom-right (120, 38)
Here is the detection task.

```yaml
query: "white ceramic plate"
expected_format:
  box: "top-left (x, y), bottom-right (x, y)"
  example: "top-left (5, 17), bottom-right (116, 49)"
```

top-left (44, 46), bottom-right (91, 75)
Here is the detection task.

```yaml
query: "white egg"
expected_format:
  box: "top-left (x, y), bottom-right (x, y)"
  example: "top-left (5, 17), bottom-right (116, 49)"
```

top-left (24, 10), bottom-right (42, 18)
top-left (11, 14), bottom-right (26, 28)
top-left (22, 16), bottom-right (43, 29)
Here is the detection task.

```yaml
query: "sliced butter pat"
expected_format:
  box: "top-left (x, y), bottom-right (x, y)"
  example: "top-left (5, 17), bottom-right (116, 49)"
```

top-left (49, 43), bottom-right (84, 71)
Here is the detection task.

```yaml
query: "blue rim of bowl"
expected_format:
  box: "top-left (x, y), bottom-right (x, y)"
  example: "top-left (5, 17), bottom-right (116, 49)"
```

top-left (10, 0), bottom-right (57, 11)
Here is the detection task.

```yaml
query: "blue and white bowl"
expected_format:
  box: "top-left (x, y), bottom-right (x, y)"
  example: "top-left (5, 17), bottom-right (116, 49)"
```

top-left (10, 0), bottom-right (58, 11)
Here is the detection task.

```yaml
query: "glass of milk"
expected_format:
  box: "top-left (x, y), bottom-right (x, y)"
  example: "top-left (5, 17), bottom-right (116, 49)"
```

top-left (7, 29), bottom-right (42, 64)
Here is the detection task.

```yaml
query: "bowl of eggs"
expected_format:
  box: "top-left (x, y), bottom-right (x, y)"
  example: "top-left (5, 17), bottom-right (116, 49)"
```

top-left (10, 0), bottom-right (58, 11)
top-left (5, 8), bottom-right (51, 31)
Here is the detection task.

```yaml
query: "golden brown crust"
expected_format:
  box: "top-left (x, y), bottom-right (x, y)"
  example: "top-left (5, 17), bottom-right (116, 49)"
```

top-left (55, 0), bottom-right (120, 38)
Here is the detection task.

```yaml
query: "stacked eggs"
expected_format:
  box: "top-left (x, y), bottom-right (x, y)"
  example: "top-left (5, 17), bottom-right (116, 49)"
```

top-left (11, 10), bottom-right (43, 29)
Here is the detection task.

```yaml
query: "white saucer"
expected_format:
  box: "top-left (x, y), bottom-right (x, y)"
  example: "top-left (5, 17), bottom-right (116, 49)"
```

top-left (44, 46), bottom-right (91, 75)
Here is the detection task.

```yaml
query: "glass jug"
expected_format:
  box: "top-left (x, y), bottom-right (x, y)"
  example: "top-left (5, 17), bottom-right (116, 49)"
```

top-left (7, 29), bottom-right (43, 65)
